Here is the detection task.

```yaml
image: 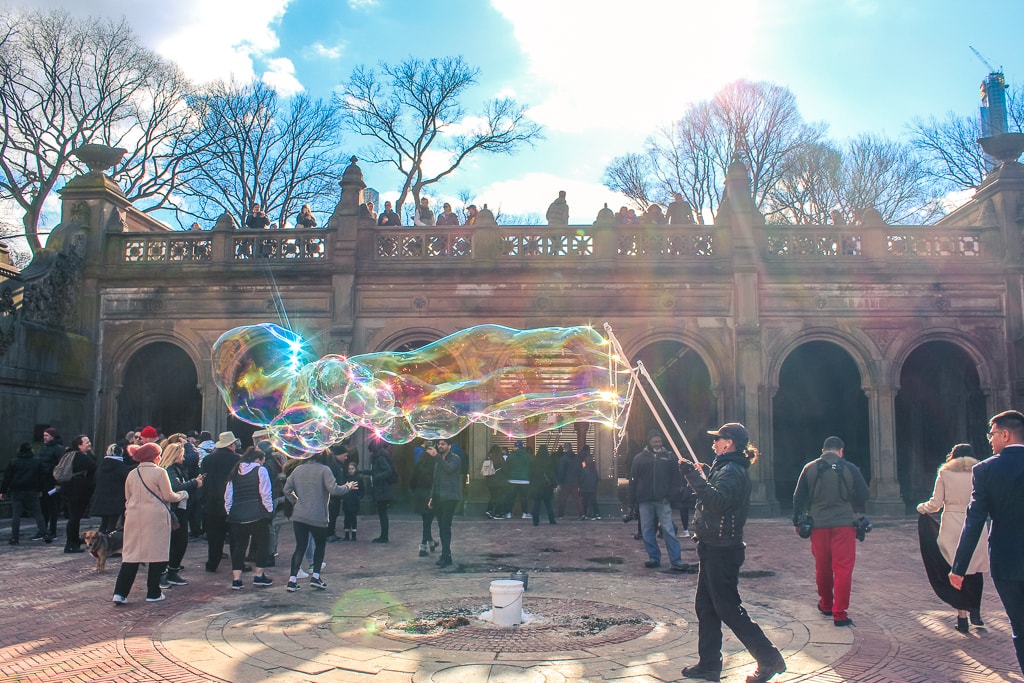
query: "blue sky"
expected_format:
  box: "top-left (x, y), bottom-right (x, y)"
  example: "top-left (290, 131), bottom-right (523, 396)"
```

top-left (8, 0), bottom-right (1024, 229)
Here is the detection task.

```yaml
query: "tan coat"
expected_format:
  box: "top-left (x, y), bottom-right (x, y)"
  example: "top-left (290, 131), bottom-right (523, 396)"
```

top-left (121, 462), bottom-right (187, 563)
top-left (917, 457), bottom-right (989, 575)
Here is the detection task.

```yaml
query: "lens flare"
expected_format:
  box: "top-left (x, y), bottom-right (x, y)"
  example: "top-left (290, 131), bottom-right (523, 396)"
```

top-left (212, 323), bottom-right (630, 456)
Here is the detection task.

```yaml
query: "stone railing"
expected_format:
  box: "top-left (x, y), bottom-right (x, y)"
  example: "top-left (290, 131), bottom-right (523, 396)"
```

top-left (106, 223), bottom-right (998, 266)
top-left (763, 224), bottom-right (995, 259)
top-left (108, 228), bottom-right (332, 264)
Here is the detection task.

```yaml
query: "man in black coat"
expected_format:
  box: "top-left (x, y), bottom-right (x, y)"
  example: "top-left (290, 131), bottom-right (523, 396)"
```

top-left (37, 427), bottom-right (63, 539)
top-left (200, 431), bottom-right (241, 572)
top-left (951, 409), bottom-right (1024, 675)
top-left (0, 443), bottom-right (52, 543)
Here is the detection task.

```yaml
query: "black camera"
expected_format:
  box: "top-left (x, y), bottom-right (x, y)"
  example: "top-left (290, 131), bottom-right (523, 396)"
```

top-left (795, 514), bottom-right (813, 539)
top-left (854, 516), bottom-right (872, 542)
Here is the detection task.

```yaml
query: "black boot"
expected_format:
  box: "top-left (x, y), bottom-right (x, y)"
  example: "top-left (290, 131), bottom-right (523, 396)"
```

top-left (746, 649), bottom-right (786, 683)
top-left (970, 609), bottom-right (984, 626)
top-left (351, 531), bottom-right (357, 541)
top-left (681, 660), bottom-right (722, 681)
top-left (343, 531), bottom-right (351, 541)
top-left (956, 616), bottom-right (970, 633)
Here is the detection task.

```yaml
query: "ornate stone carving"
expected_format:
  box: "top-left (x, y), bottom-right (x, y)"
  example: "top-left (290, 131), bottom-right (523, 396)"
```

top-left (864, 328), bottom-right (899, 354)
top-left (105, 207), bottom-right (127, 232)
top-left (0, 286), bottom-right (18, 357)
top-left (20, 234), bottom-right (86, 330)
top-left (412, 296), bottom-right (429, 311)
top-left (364, 326), bottom-right (383, 347)
top-left (70, 201), bottom-right (91, 227)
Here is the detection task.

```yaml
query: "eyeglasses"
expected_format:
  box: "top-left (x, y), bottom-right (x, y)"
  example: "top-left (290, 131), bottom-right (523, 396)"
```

top-left (986, 429), bottom-right (1003, 442)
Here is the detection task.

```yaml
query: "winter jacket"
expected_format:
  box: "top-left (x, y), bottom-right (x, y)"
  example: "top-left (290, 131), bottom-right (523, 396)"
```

top-left (528, 451), bottom-right (557, 496)
top-left (792, 452), bottom-right (869, 529)
top-left (410, 452), bottom-right (437, 514)
top-left (284, 460), bottom-right (352, 528)
top-left (60, 450), bottom-right (97, 502)
top-left (200, 447), bottom-right (239, 518)
top-left (369, 449), bottom-right (396, 501)
top-left (431, 451), bottom-right (463, 503)
top-left (2, 448), bottom-right (45, 493)
top-left (629, 447), bottom-right (681, 503)
top-left (122, 463), bottom-right (187, 562)
top-left (225, 463), bottom-right (274, 522)
top-left (917, 456), bottom-right (988, 574)
top-left (89, 455), bottom-right (132, 517)
top-left (683, 451), bottom-right (751, 547)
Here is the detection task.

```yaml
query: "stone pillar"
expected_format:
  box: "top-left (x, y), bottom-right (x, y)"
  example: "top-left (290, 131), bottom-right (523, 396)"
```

top-left (864, 382), bottom-right (904, 515)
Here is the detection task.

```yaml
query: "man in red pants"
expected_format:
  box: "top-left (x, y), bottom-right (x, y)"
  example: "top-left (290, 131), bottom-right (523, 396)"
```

top-left (792, 436), bottom-right (870, 626)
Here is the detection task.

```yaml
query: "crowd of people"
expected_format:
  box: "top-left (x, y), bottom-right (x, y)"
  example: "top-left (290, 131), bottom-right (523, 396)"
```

top-left (197, 191), bottom-right (701, 232)
top-left (3, 407), bottom-right (1022, 683)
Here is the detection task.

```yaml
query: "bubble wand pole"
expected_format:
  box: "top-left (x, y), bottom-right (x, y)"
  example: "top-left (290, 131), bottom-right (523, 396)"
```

top-left (603, 324), bottom-right (704, 477)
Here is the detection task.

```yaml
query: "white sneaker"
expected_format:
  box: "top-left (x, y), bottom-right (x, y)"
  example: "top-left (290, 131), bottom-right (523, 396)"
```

top-left (297, 568), bottom-right (310, 579)
top-left (679, 530), bottom-right (692, 538)
top-left (504, 513), bottom-right (512, 519)
top-left (522, 513), bottom-right (532, 519)
top-left (112, 594), bottom-right (127, 605)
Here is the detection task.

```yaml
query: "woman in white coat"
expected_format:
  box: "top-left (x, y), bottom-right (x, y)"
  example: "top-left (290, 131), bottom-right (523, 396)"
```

top-left (917, 443), bottom-right (989, 633)
top-left (112, 443), bottom-right (188, 604)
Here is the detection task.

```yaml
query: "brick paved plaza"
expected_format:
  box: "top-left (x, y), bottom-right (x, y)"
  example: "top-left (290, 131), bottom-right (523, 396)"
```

top-left (0, 515), bottom-right (1020, 682)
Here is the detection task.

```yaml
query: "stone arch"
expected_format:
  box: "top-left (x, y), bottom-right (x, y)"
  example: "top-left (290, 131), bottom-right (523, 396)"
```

top-left (616, 328), bottom-right (721, 473)
top-left (892, 330), bottom-right (992, 508)
top-left (112, 335), bottom-right (203, 440)
top-left (768, 330), bottom-right (872, 509)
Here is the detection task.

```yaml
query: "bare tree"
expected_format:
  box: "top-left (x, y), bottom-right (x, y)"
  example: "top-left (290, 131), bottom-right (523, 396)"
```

top-left (603, 80), bottom-right (824, 224)
top-left (911, 84), bottom-right (1024, 193)
top-left (602, 153), bottom-right (654, 210)
top-left (0, 8), bottom-right (194, 252)
top-left (175, 80), bottom-right (346, 228)
top-left (336, 56), bottom-right (543, 215)
top-left (767, 135), bottom-right (942, 225)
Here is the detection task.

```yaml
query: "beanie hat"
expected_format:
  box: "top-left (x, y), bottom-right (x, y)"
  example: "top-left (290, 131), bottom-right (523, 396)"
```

top-left (139, 426), bottom-right (159, 439)
top-left (43, 427), bottom-right (59, 439)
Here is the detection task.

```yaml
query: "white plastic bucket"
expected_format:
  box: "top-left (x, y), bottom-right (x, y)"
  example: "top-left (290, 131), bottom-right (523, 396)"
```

top-left (489, 579), bottom-right (524, 627)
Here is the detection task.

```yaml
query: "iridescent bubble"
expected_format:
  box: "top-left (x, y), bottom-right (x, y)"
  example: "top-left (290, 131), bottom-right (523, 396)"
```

top-left (212, 323), bottom-right (629, 456)
top-left (211, 323), bottom-right (316, 425)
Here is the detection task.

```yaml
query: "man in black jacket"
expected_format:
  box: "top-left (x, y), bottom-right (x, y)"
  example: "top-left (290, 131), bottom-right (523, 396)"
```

top-left (201, 431), bottom-right (240, 572)
top-left (679, 423), bottom-right (786, 683)
top-left (629, 432), bottom-right (687, 571)
top-left (1, 443), bottom-right (52, 544)
top-left (38, 427), bottom-right (63, 539)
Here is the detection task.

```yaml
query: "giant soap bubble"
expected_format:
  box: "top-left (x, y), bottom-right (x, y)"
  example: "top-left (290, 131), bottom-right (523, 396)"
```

top-left (212, 323), bottom-right (630, 457)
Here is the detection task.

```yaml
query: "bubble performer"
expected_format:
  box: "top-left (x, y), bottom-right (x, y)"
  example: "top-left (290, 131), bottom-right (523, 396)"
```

top-left (212, 323), bottom-right (632, 457)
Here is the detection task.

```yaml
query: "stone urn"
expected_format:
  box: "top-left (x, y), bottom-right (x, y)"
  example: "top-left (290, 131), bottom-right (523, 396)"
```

top-left (72, 144), bottom-right (128, 175)
top-left (978, 133), bottom-right (1024, 165)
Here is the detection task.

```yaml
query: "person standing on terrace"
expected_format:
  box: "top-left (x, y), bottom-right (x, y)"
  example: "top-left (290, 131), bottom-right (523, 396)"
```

top-left (296, 204), bottom-right (317, 228)
top-left (436, 202), bottom-right (460, 226)
top-left (245, 203), bottom-right (270, 229)
top-left (377, 200), bottom-right (401, 226)
top-left (413, 197), bottom-right (435, 226)
top-left (667, 193), bottom-right (696, 225)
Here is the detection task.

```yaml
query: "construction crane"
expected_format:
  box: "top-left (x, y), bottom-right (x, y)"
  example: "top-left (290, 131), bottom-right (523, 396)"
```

top-left (970, 46), bottom-right (1002, 74)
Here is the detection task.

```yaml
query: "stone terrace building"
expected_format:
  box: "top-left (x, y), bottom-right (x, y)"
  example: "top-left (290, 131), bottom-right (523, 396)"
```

top-left (3, 141), bottom-right (1024, 516)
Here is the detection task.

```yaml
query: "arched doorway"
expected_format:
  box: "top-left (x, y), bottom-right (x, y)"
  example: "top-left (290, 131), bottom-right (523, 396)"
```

top-left (117, 342), bottom-right (202, 438)
top-left (895, 341), bottom-right (986, 509)
top-left (772, 341), bottom-right (869, 509)
top-left (624, 341), bottom-right (716, 472)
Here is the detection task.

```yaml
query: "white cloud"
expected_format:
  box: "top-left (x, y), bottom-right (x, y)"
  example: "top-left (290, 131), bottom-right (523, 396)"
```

top-left (262, 58), bottom-right (304, 96)
top-left (491, 0), bottom-right (760, 133)
top-left (308, 41), bottom-right (346, 60)
top-left (348, 0), bottom-right (380, 8)
top-left (12, 0), bottom-right (293, 85)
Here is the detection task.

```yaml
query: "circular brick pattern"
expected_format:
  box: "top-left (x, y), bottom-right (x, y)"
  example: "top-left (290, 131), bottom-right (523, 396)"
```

top-left (369, 596), bottom-right (656, 652)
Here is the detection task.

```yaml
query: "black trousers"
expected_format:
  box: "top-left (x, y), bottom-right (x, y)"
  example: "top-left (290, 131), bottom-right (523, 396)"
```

top-left (420, 510), bottom-right (437, 544)
top-left (229, 519), bottom-right (270, 570)
top-left (168, 508), bottom-right (189, 568)
top-left (290, 522), bottom-right (327, 577)
top-left (114, 561), bottom-right (167, 600)
top-left (694, 542), bottom-right (777, 666)
top-left (205, 513), bottom-right (228, 571)
top-left (41, 491), bottom-right (60, 537)
top-left (434, 500), bottom-right (457, 559)
top-left (64, 494), bottom-right (89, 549)
top-left (375, 501), bottom-right (390, 540)
top-left (327, 497), bottom-right (342, 535)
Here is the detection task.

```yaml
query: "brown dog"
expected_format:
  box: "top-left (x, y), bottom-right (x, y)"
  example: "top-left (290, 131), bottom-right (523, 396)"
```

top-left (82, 530), bottom-right (123, 571)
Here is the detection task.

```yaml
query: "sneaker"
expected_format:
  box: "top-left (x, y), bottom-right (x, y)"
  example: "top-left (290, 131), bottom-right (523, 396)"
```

top-left (286, 580), bottom-right (300, 592)
top-left (146, 593), bottom-right (166, 602)
top-left (593, 515), bottom-right (602, 520)
top-left (435, 556), bottom-right (453, 567)
top-left (680, 530), bottom-right (692, 538)
top-left (418, 544), bottom-right (428, 557)
top-left (112, 594), bottom-right (128, 605)
top-left (522, 513), bottom-right (532, 519)
top-left (681, 662), bottom-right (722, 681)
top-left (252, 574), bottom-right (273, 587)
top-left (297, 568), bottom-right (310, 579)
top-left (429, 540), bottom-right (439, 552)
top-left (165, 573), bottom-right (188, 586)
top-left (159, 577), bottom-right (172, 590)
top-left (310, 576), bottom-right (327, 590)
top-left (644, 560), bottom-right (661, 568)
top-left (231, 579), bottom-right (244, 590)
top-left (29, 533), bottom-right (45, 541)
top-left (327, 535), bottom-right (340, 542)
top-left (504, 513), bottom-right (512, 519)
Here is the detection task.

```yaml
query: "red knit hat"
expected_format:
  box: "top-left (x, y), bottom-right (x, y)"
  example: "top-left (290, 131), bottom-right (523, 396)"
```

top-left (139, 426), bottom-right (159, 439)
top-left (128, 442), bottom-right (160, 463)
